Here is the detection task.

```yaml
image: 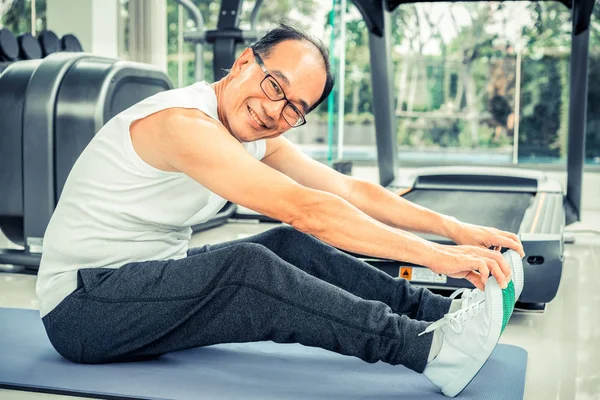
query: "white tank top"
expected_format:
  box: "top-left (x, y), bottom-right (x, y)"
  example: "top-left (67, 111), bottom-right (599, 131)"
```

top-left (36, 81), bottom-right (266, 317)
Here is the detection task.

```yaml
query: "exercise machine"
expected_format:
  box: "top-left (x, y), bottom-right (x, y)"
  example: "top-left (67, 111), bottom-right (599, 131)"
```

top-left (174, 0), bottom-right (265, 82)
top-left (349, 0), bottom-right (594, 308)
top-left (182, 0), bottom-right (589, 307)
top-left (0, 53), bottom-right (173, 269)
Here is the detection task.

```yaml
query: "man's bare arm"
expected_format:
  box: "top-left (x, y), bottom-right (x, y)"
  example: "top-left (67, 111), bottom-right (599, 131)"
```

top-left (131, 108), bottom-right (510, 286)
top-left (261, 136), bottom-right (355, 200)
top-left (345, 179), bottom-right (459, 238)
top-left (262, 136), bottom-right (458, 238)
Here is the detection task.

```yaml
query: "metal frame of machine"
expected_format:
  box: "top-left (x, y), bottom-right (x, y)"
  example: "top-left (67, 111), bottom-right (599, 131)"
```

top-left (0, 54), bottom-right (173, 269)
top-left (350, 0), bottom-right (594, 307)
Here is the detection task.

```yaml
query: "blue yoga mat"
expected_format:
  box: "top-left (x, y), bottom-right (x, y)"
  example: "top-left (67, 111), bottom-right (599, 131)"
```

top-left (0, 307), bottom-right (527, 400)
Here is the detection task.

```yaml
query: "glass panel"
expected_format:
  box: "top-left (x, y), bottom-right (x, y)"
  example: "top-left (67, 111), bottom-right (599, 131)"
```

top-left (288, 2), bottom-right (377, 165)
top-left (118, 0), bottom-right (128, 59)
top-left (163, 0), bottom-right (332, 90)
top-left (1, 0), bottom-right (46, 37)
top-left (587, 7), bottom-right (600, 165)
top-left (386, 1), bottom-right (591, 166)
top-left (165, 0), bottom-right (219, 87)
top-left (518, 1), bottom-right (571, 164)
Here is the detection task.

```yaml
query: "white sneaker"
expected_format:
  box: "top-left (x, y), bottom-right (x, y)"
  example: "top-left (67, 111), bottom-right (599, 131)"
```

top-left (421, 277), bottom-right (507, 397)
top-left (503, 249), bottom-right (524, 303)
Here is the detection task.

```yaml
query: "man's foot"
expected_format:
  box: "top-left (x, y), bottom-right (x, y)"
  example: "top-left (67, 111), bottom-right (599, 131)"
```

top-left (420, 277), bottom-right (507, 397)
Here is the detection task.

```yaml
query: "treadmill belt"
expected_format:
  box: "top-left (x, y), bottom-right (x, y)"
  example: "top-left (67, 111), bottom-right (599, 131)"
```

top-left (402, 189), bottom-right (533, 233)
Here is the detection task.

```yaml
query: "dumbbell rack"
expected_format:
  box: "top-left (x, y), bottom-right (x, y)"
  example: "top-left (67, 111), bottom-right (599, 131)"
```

top-left (0, 27), bottom-right (83, 76)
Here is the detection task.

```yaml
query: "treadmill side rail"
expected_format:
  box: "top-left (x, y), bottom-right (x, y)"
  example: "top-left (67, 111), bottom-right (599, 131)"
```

top-left (389, 166), bottom-right (564, 194)
top-left (520, 193), bottom-right (565, 236)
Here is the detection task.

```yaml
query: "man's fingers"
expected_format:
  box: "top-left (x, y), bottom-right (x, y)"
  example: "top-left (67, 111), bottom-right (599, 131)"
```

top-left (465, 271), bottom-right (484, 291)
top-left (472, 247), bottom-right (510, 281)
top-left (467, 257), bottom-right (507, 290)
top-left (507, 232), bottom-right (521, 244)
top-left (472, 258), bottom-right (489, 285)
top-left (486, 257), bottom-right (509, 289)
top-left (495, 233), bottom-right (525, 258)
top-left (485, 249), bottom-right (512, 283)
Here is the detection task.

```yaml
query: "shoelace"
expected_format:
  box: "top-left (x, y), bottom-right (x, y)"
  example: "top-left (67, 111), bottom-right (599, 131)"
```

top-left (449, 288), bottom-right (471, 300)
top-left (450, 288), bottom-right (478, 304)
top-left (418, 300), bottom-right (485, 337)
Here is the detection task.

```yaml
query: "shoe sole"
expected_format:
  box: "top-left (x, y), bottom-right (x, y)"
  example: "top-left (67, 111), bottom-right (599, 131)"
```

top-left (504, 249), bottom-right (524, 302)
top-left (441, 277), bottom-right (505, 398)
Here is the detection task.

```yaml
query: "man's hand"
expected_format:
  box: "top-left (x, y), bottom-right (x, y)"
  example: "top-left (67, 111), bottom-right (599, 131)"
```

top-left (428, 219), bottom-right (526, 290)
top-left (427, 244), bottom-right (513, 291)
top-left (446, 219), bottom-right (525, 258)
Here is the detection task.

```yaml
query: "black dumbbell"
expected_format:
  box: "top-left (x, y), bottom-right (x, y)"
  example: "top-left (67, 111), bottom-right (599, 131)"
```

top-left (0, 28), bottom-right (19, 62)
top-left (37, 30), bottom-right (60, 57)
top-left (61, 34), bottom-right (83, 52)
top-left (18, 33), bottom-right (42, 60)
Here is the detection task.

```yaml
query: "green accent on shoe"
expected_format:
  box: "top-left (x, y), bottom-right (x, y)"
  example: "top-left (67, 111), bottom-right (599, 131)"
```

top-left (501, 280), bottom-right (515, 332)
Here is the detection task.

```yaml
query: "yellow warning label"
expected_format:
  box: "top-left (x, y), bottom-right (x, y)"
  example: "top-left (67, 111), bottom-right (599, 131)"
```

top-left (400, 267), bottom-right (412, 280)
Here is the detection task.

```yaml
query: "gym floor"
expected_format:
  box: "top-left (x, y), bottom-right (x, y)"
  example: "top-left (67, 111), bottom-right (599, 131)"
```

top-left (1, 167), bottom-right (599, 400)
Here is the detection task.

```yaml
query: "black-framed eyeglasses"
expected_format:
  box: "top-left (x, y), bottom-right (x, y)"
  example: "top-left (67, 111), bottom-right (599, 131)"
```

top-left (252, 49), bottom-right (307, 128)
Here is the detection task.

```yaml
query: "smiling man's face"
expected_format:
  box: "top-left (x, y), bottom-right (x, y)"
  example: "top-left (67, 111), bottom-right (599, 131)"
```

top-left (220, 40), bottom-right (327, 142)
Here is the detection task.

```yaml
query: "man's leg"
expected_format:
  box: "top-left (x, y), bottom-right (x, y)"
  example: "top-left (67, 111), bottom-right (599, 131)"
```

top-left (188, 225), bottom-right (452, 322)
top-left (42, 242), bottom-right (435, 373)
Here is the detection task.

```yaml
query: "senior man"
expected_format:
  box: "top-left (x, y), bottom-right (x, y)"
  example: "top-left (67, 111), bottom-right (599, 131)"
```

top-left (37, 24), bottom-right (524, 398)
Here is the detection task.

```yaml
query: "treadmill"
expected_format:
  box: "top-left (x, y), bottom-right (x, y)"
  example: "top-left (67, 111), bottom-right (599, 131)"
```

top-left (176, 0), bottom-right (590, 308)
top-left (350, 0), bottom-right (594, 308)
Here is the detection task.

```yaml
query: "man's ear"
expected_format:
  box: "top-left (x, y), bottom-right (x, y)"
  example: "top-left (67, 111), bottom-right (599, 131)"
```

top-left (229, 47), bottom-right (254, 77)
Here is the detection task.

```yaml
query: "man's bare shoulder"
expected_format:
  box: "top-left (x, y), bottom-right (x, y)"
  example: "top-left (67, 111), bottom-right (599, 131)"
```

top-left (138, 107), bottom-right (219, 130)
top-left (129, 107), bottom-right (224, 172)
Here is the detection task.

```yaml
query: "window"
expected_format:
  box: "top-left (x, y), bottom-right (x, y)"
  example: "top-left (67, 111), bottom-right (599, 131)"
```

top-left (1, 0), bottom-right (46, 37)
top-left (389, 1), bottom-right (599, 166)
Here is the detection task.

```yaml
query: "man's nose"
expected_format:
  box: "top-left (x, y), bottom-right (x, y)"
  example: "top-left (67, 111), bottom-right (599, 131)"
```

top-left (262, 99), bottom-right (286, 122)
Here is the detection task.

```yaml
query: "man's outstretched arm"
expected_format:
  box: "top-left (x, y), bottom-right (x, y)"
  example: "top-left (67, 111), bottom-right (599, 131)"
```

top-left (263, 136), bottom-right (459, 239)
top-left (263, 136), bottom-right (524, 259)
top-left (133, 108), bottom-right (511, 289)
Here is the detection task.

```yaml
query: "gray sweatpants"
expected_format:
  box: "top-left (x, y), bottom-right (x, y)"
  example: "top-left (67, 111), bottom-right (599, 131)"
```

top-left (41, 225), bottom-right (452, 373)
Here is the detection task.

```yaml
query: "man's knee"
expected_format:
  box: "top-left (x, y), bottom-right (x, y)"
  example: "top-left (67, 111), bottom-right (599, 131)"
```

top-left (265, 224), bottom-right (300, 238)
top-left (222, 243), bottom-right (286, 283)
top-left (228, 242), bottom-right (275, 262)
top-left (268, 225), bottom-right (319, 246)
